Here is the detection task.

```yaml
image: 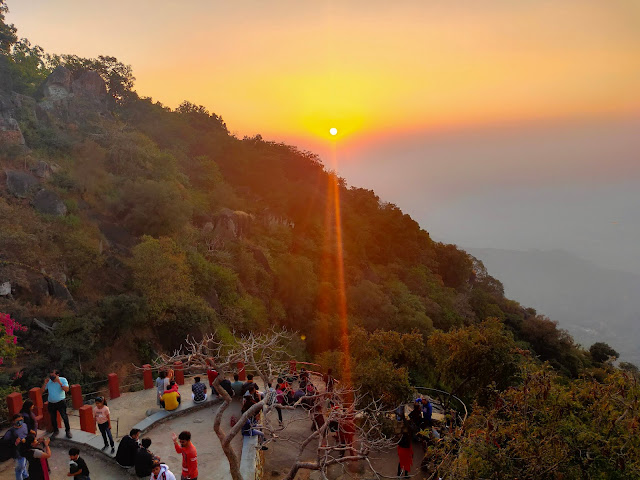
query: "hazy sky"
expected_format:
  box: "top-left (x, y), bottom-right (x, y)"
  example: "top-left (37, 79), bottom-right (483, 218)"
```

top-left (7, 1), bottom-right (640, 272)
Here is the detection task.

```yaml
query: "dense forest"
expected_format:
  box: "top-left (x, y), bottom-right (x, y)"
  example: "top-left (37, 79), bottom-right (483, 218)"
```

top-left (0, 2), bottom-right (638, 478)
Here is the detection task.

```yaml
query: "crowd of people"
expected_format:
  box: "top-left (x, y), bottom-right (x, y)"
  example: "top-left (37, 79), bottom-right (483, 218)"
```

top-left (2, 365), bottom-right (346, 480)
top-left (114, 428), bottom-right (198, 480)
top-left (394, 396), bottom-right (463, 478)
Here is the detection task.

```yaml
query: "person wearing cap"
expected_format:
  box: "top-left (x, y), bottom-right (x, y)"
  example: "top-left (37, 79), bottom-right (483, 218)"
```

top-left (421, 397), bottom-right (433, 428)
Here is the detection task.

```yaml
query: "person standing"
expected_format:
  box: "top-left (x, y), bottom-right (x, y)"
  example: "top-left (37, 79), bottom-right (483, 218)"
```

top-left (397, 423), bottom-right (413, 478)
top-left (92, 397), bottom-right (115, 453)
top-left (19, 400), bottom-right (38, 435)
top-left (21, 435), bottom-right (51, 480)
top-left (156, 371), bottom-right (169, 407)
top-left (42, 369), bottom-right (72, 438)
top-left (8, 414), bottom-right (28, 480)
top-left (172, 431), bottom-right (198, 480)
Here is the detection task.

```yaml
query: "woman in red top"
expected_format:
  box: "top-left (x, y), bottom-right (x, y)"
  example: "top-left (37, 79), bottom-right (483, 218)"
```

top-left (397, 423), bottom-right (413, 478)
top-left (172, 431), bottom-right (198, 480)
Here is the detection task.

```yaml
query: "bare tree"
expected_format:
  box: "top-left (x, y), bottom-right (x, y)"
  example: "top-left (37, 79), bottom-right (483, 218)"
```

top-left (279, 387), bottom-right (395, 480)
top-left (143, 329), bottom-right (292, 480)
top-left (143, 330), bottom-right (394, 480)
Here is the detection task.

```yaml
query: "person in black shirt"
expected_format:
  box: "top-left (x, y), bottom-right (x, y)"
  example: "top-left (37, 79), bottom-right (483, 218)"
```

top-left (115, 428), bottom-right (141, 467)
top-left (241, 374), bottom-right (258, 395)
top-left (135, 438), bottom-right (158, 478)
top-left (68, 447), bottom-right (90, 480)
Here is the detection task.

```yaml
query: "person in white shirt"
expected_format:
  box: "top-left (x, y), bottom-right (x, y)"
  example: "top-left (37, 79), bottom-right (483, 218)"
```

top-left (150, 461), bottom-right (176, 480)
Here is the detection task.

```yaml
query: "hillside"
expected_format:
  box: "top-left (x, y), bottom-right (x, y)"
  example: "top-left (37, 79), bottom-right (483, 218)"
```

top-left (1, 6), bottom-right (639, 477)
top-left (0, 39), bottom-right (594, 383)
top-left (470, 248), bottom-right (640, 363)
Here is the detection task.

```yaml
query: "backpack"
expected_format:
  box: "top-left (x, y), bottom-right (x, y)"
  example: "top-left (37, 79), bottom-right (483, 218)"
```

top-left (0, 429), bottom-right (17, 462)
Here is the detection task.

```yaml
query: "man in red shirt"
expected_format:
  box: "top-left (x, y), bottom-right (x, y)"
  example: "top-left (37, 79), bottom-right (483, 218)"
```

top-left (172, 431), bottom-right (198, 480)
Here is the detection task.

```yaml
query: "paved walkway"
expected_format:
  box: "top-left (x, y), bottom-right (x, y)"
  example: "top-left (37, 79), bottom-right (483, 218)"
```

top-left (0, 445), bottom-right (130, 480)
top-left (143, 400), bottom-right (244, 480)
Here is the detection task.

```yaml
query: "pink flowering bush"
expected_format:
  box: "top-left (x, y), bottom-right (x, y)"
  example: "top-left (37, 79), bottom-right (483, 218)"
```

top-left (0, 312), bottom-right (27, 366)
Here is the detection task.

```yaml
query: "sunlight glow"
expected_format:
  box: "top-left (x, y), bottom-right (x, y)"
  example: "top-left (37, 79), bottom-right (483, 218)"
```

top-left (330, 127), bottom-right (338, 136)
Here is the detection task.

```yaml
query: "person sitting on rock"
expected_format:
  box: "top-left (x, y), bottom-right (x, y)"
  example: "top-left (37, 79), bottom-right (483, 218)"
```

top-left (160, 387), bottom-right (181, 412)
top-left (191, 377), bottom-right (207, 404)
top-left (164, 380), bottom-right (179, 394)
top-left (116, 428), bottom-right (141, 468)
top-left (135, 438), bottom-right (158, 478)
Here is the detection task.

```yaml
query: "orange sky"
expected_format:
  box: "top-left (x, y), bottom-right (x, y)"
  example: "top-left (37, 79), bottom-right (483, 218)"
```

top-left (7, 0), bottom-right (640, 148)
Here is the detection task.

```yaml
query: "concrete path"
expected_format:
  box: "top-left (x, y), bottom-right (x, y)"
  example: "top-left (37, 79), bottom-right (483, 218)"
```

top-left (142, 400), bottom-right (243, 480)
top-left (0, 445), bottom-right (132, 480)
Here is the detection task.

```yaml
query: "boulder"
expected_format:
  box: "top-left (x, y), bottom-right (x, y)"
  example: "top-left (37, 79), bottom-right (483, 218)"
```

top-left (0, 116), bottom-right (25, 147)
top-left (71, 71), bottom-right (107, 100)
top-left (42, 65), bottom-right (72, 100)
top-left (27, 275), bottom-right (50, 305)
top-left (46, 277), bottom-right (73, 303)
top-left (32, 160), bottom-right (52, 179)
top-left (212, 208), bottom-right (254, 242)
top-left (0, 281), bottom-right (10, 296)
top-left (31, 189), bottom-right (67, 216)
top-left (5, 170), bottom-right (38, 198)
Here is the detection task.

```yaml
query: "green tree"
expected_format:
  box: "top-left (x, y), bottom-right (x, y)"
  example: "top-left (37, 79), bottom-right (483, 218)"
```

top-left (115, 180), bottom-right (191, 237)
top-left (131, 236), bottom-right (194, 316)
top-left (428, 318), bottom-right (523, 402)
top-left (0, 0), bottom-right (17, 53)
top-left (447, 364), bottom-right (640, 479)
top-left (589, 341), bottom-right (619, 364)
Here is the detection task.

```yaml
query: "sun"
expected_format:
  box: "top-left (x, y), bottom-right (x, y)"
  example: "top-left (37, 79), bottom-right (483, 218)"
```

top-left (329, 127), bottom-right (338, 136)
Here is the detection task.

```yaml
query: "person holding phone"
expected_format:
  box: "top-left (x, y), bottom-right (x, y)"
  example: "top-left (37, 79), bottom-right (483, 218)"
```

top-left (42, 369), bottom-right (71, 438)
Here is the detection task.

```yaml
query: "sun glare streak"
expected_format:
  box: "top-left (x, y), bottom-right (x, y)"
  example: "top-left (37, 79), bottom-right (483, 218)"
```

top-left (328, 141), bottom-right (352, 389)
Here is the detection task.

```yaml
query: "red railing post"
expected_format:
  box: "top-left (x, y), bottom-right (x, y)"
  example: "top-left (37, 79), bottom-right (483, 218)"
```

top-left (237, 361), bottom-right (246, 381)
top-left (143, 364), bottom-right (154, 389)
top-left (108, 373), bottom-right (120, 399)
top-left (28, 387), bottom-right (43, 419)
top-left (79, 405), bottom-right (95, 433)
top-left (70, 384), bottom-right (83, 410)
top-left (174, 361), bottom-right (184, 386)
top-left (6, 392), bottom-right (22, 419)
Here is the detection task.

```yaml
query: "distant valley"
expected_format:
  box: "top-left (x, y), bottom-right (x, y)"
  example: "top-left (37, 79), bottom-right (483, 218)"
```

top-left (469, 248), bottom-right (640, 365)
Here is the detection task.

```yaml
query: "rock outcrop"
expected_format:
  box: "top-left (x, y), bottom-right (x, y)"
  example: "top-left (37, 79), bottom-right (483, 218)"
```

top-left (32, 160), bottom-right (53, 179)
top-left (72, 71), bottom-right (107, 100)
top-left (0, 262), bottom-right (75, 307)
top-left (212, 208), bottom-right (254, 241)
top-left (5, 170), bottom-right (39, 198)
top-left (0, 94), bottom-right (26, 148)
top-left (31, 189), bottom-right (67, 216)
top-left (42, 65), bottom-right (73, 100)
top-left (39, 66), bottom-right (108, 122)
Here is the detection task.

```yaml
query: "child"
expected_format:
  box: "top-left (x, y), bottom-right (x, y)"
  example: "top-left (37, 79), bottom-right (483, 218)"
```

top-left (150, 461), bottom-right (176, 480)
top-left (68, 447), bottom-right (90, 480)
top-left (92, 397), bottom-right (115, 453)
